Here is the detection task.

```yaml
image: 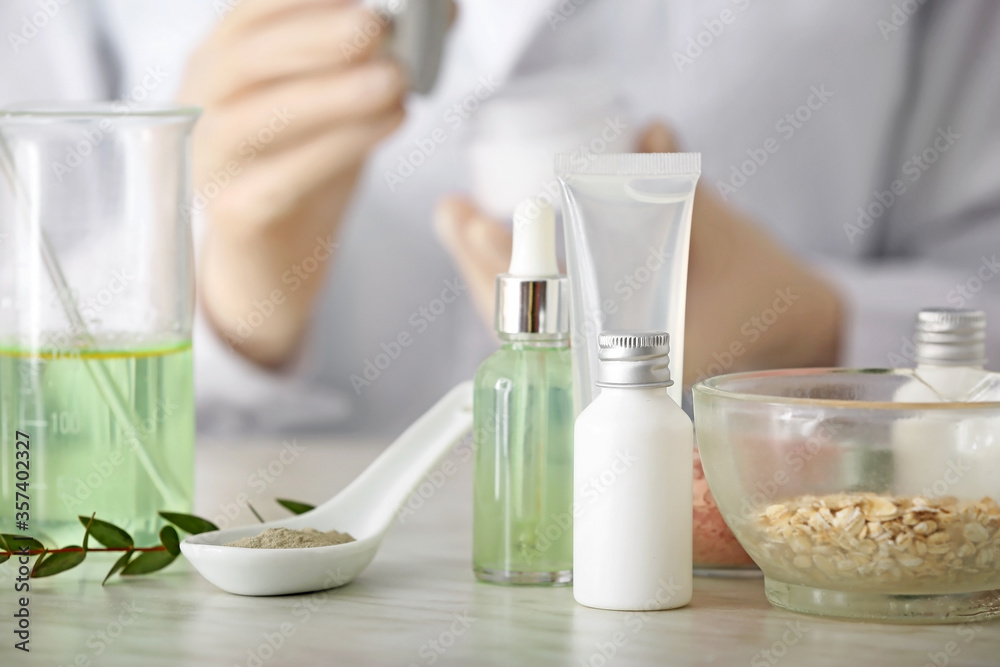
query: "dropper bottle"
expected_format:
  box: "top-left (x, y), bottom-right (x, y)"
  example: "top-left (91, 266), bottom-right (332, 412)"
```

top-left (472, 197), bottom-right (574, 585)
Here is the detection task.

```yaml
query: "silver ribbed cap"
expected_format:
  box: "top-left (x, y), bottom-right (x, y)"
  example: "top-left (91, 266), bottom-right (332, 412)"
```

top-left (596, 330), bottom-right (672, 388)
top-left (914, 308), bottom-right (987, 366)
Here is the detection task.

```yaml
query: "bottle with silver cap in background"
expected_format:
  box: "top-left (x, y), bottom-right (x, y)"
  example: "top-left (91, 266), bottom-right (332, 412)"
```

top-left (900, 308), bottom-right (990, 401)
top-left (573, 330), bottom-right (693, 611)
top-left (472, 198), bottom-right (574, 585)
top-left (894, 307), bottom-right (1000, 499)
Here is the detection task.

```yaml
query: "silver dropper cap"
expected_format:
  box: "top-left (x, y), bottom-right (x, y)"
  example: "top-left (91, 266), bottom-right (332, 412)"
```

top-left (495, 277), bottom-right (568, 335)
top-left (494, 199), bottom-right (569, 337)
top-left (914, 308), bottom-right (987, 366)
top-left (596, 330), bottom-right (673, 388)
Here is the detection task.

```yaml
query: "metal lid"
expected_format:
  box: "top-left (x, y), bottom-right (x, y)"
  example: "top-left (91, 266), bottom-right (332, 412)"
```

top-left (914, 308), bottom-right (987, 366)
top-left (385, 0), bottom-right (450, 95)
top-left (596, 330), bottom-right (673, 388)
top-left (495, 276), bottom-right (569, 336)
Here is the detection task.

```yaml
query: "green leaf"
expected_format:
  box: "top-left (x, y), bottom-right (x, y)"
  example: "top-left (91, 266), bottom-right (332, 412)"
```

top-left (0, 553), bottom-right (9, 565)
top-left (160, 526), bottom-right (180, 557)
top-left (78, 516), bottom-right (133, 549)
top-left (1, 534), bottom-right (44, 554)
top-left (158, 512), bottom-right (218, 535)
top-left (121, 550), bottom-right (177, 575)
top-left (103, 549), bottom-right (134, 586)
top-left (248, 502), bottom-right (265, 524)
top-left (82, 514), bottom-right (94, 552)
top-left (32, 548), bottom-right (86, 578)
top-left (29, 549), bottom-right (47, 577)
top-left (276, 498), bottom-right (315, 515)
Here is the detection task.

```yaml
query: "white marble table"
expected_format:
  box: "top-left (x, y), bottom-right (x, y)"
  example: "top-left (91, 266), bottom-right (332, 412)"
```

top-left (6, 437), bottom-right (1000, 666)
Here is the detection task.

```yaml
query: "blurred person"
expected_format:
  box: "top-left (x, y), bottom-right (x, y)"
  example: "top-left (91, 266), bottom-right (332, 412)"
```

top-left (2, 0), bottom-right (998, 435)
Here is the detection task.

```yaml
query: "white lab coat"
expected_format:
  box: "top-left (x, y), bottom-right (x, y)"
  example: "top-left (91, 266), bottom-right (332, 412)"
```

top-left (2, 0), bottom-right (998, 435)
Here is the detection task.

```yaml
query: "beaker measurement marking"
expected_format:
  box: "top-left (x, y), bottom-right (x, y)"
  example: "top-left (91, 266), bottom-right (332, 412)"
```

top-left (49, 412), bottom-right (81, 434)
top-left (20, 420), bottom-right (47, 427)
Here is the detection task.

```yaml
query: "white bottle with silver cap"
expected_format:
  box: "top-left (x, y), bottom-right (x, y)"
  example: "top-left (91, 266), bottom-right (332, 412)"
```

top-left (573, 331), bottom-right (693, 611)
top-left (894, 308), bottom-right (1000, 498)
top-left (898, 308), bottom-right (989, 401)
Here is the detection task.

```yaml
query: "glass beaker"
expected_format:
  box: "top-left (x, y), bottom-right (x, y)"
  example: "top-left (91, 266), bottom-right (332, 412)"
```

top-left (0, 103), bottom-right (198, 545)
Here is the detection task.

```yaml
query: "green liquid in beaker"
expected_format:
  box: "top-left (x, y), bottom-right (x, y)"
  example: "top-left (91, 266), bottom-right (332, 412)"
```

top-left (0, 342), bottom-right (194, 545)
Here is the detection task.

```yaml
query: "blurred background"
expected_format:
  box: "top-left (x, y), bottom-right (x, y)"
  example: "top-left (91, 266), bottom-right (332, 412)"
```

top-left (2, 0), bottom-right (998, 437)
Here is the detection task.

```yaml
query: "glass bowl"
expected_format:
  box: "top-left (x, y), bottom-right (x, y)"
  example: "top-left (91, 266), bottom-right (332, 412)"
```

top-left (693, 368), bottom-right (1000, 623)
top-left (693, 447), bottom-right (758, 575)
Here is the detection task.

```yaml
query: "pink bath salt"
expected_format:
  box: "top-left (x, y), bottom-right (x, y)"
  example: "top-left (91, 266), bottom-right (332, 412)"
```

top-left (693, 453), bottom-right (756, 567)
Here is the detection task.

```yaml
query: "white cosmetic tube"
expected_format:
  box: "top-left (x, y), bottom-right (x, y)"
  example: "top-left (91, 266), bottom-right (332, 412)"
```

top-left (556, 153), bottom-right (700, 410)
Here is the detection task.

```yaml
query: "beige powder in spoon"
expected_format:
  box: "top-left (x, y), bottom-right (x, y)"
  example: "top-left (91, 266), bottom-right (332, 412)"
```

top-left (225, 527), bottom-right (355, 549)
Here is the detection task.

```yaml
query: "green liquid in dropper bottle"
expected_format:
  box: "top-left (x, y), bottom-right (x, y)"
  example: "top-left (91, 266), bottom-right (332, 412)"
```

top-left (471, 197), bottom-right (574, 585)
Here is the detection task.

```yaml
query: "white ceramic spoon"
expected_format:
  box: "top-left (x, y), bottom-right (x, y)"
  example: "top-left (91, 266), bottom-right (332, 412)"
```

top-left (180, 381), bottom-right (473, 596)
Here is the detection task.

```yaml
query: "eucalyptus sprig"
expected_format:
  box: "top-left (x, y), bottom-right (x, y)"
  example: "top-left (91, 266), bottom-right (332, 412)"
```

top-left (0, 498), bottom-right (316, 585)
